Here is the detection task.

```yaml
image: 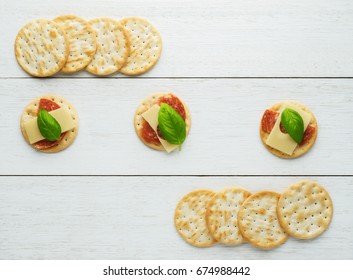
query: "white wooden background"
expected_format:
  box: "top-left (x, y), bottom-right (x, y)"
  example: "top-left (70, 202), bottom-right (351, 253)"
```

top-left (0, 0), bottom-right (352, 259)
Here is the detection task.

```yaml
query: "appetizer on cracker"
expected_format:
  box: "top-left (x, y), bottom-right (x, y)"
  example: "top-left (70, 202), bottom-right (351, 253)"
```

top-left (260, 101), bottom-right (318, 158)
top-left (134, 93), bottom-right (191, 152)
top-left (20, 95), bottom-right (78, 153)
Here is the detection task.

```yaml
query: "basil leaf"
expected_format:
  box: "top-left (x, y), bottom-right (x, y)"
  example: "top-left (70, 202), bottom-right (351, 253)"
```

top-left (158, 103), bottom-right (186, 149)
top-left (281, 108), bottom-right (304, 144)
top-left (37, 109), bottom-right (62, 141)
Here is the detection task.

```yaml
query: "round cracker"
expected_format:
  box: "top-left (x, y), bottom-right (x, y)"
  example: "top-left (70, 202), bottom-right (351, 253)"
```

top-left (206, 187), bottom-right (251, 245)
top-left (134, 93), bottom-right (191, 151)
top-left (53, 15), bottom-right (97, 73)
top-left (86, 18), bottom-right (129, 75)
top-left (119, 17), bottom-right (162, 75)
top-left (259, 101), bottom-right (318, 158)
top-left (238, 191), bottom-right (288, 249)
top-left (20, 95), bottom-right (79, 153)
top-left (174, 190), bottom-right (217, 247)
top-left (15, 19), bottom-right (69, 77)
top-left (277, 181), bottom-right (333, 240)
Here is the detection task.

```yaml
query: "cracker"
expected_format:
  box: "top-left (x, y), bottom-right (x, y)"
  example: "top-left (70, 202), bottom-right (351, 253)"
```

top-left (15, 19), bottom-right (69, 77)
top-left (134, 93), bottom-right (191, 151)
top-left (175, 190), bottom-right (217, 247)
top-left (260, 101), bottom-right (318, 158)
top-left (277, 181), bottom-right (333, 239)
top-left (238, 191), bottom-right (288, 249)
top-left (206, 187), bottom-right (251, 245)
top-left (119, 17), bottom-right (162, 75)
top-left (20, 95), bottom-right (79, 153)
top-left (86, 18), bottom-right (129, 75)
top-left (53, 15), bottom-right (97, 73)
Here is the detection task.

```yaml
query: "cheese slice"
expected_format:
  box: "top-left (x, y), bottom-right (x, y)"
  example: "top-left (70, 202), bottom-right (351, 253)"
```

top-left (24, 108), bottom-right (75, 144)
top-left (141, 104), bottom-right (178, 153)
top-left (266, 102), bottom-right (311, 155)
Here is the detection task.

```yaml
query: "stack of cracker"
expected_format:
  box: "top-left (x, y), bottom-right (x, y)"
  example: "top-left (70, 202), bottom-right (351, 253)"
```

top-left (14, 16), bottom-right (162, 77)
top-left (174, 181), bottom-right (333, 249)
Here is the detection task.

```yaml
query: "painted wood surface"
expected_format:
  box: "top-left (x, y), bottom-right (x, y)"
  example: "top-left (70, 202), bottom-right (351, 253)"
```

top-left (0, 176), bottom-right (351, 260)
top-left (1, 0), bottom-right (353, 77)
top-left (0, 0), bottom-right (352, 260)
top-left (0, 79), bottom-right (352, 175)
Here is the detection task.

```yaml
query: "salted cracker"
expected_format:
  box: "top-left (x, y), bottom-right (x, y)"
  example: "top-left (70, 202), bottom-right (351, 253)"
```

top-left (277, 181), bottom-right (333, 239)
top-left (174, 190), bottom-right (217, 247)
top-left (206, 187), bottom-right (251, 245)
top-left (238, 191), bottom-right (288, 249)
top-left (15, 19), bottom-right (69, 77)
top-left (20, 95), bottom-right (79, 153)
top-left (86, 18), bottom-right (129, 75)
top-left (119, 17), bottom-right (162, 75)
top-left (134, 93), bottom-right (191, 151)
top-left (54, 15), bottom-right (97, 73)
top-left (260, 101), bottom-right (318, 159)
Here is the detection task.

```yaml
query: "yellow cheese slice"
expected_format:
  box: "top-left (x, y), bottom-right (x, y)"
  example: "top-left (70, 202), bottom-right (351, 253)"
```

top-left (141, 104), bottom-right (178, 153)
top-left (24, 108), bottom-right (75, 144)
top-left (266, 102), bottom-right (311, 155)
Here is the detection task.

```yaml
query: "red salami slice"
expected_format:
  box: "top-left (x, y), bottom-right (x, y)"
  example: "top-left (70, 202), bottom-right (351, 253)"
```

top-left (38, 98), bottom-right (61, 113)
top-left (141, 94), bottom-right (186, 144)
top-left (33, 98), bottom-right (66, 150)
top-left (158, 95), bottom-right (186, 120)
top-left (300, 125), bottom-right (315, 146)
top-left (261, 109), bottom-right (279, 134)
top-left (141, 121), bottom-right (160, 145)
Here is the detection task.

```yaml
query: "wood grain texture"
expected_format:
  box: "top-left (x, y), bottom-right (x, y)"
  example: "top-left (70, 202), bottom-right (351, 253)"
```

top-left (0, 176), bottom-right (351, 260)
top-left (1, 0), bottom-right (353, 77)
top-left (0, 79), bottom-right (352, 175)
top-left (0, 0), bottom-right (353, 261)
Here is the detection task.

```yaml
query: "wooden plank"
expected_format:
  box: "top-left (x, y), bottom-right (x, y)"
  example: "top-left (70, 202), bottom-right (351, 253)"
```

top-left (1, 0), bottom-right (353, 77)
top-left (0, 78), bottom-right (352, 175)
top-left (0, 176), bottom-right (351, 259)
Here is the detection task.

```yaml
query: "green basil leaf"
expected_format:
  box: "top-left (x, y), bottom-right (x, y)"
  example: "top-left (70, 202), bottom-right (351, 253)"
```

top-left (281, 108), bottom-right (304, 144)
top-left (158, 103), bottom-right (186, 149)
top-left (37, 109), bottom-right (62, 141)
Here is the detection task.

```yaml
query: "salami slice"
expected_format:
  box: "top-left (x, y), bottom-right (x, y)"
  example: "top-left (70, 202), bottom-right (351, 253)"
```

top-left (33, 98), bottom-right (66, 150)
top-left (38, 98), bottom-right (61, 112)
top-left (261, 109), bottom-right (279, 134)
top-left (300, 125), bottom-right (315, 146)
